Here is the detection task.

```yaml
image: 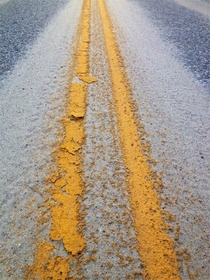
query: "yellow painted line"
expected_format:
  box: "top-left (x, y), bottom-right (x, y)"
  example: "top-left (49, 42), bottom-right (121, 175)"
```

top-left (49, 83), bottom-right (87, 255)
top-left (24, 0), bottom-right (96, 278)
top-left (98, 0), bottom-right (180, 279)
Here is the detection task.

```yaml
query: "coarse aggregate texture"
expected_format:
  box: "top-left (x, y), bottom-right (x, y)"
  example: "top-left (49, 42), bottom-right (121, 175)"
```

top-left (132, 0), bottom-right (210, 88)
top-left (0, 0), bottom-right (83, 278)
top-left (81, 0), bottom-right (143, 278)
top-left (173, 0), bottom-right (210, 18)
top-left (106, 0), bottom-right (210, 278)
top-left (0, 0), bottom-right (69, 77)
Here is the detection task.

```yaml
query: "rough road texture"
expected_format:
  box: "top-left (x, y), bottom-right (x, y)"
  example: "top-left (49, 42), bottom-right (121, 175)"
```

top-left (0, 0), bottom-right (83, 278)
top-left (0, 0), bottom-right (209, 279)
top-left (106, 0), bottom-right (210, 278)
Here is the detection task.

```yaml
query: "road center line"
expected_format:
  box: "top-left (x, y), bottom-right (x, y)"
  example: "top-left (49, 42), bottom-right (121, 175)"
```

top-left (98, 0), bottom-right (180, 279)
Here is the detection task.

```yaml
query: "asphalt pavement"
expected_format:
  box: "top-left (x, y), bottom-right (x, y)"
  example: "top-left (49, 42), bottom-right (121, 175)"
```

top-left (133, 0), bottom-right (210, 87)
top-left (0, 0), bottom-right (209, 278)
top-left (0, 0), bottom-right (69, 77)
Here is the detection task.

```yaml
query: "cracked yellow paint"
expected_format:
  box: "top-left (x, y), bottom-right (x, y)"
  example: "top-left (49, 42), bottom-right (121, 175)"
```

top-left (25, 0), bottom-right (95, 278)
top-left (48, 0), bottom-right (97, 258)
top-left (98, 0), bottom-right (180, 279)
top-left (76, 0), bottom-right (97, 84)
top-left (69, 83), bottom-right (87, 118)
top-left (49, 82), bottom-right (86, 255)
top-left (48, 0), bottom-right (95, 258)
top-left (24, 242), bottom-right (70, 280)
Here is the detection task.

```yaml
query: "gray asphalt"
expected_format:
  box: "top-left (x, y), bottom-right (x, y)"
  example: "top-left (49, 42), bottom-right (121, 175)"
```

top-left (133, 0), bottom-right (210, 88)
top-left (0, 0), bottom-right (69, 78)
top-left (0, 0), bottom-right (209, 278)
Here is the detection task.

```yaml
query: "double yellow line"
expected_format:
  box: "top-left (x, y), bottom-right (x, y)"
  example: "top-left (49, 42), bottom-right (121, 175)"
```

top-left (25, 0), bottom-right (180, 279)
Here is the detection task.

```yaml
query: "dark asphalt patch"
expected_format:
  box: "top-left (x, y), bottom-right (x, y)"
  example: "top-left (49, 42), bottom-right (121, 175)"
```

top-left (133, 0), bottom-right (210, 88)
top-left (0, 0), bottom-right (69, 78)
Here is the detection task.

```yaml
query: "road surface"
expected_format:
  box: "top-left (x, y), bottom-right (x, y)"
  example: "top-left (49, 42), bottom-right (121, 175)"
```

top-left (0, 0), bottom-right (210, 279)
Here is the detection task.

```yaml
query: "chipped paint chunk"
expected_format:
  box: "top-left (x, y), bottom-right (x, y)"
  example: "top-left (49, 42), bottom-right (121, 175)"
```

top-left (24, 242), bottom-right (70, 279)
